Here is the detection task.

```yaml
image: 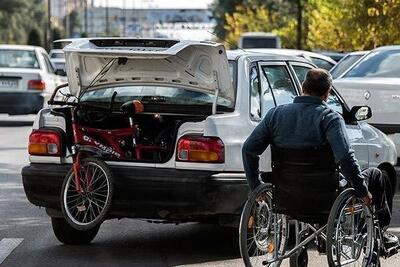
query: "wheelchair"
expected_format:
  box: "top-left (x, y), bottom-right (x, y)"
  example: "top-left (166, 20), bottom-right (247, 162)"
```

top-left (239, 145), bottom-right (398, 267)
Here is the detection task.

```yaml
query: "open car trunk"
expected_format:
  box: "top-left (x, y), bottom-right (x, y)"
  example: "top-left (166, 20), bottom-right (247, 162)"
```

top-left (75, 107), bottom-right (205, 163)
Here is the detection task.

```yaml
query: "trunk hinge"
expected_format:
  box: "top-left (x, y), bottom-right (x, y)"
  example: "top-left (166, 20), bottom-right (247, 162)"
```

top-left (212, 71), bottom-right (220, 115)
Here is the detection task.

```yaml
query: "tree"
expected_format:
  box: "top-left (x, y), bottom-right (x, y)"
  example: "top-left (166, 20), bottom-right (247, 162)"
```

top-left (27, 28), bottom-right (42, 46)
top-left (0, 0), bottom-right (46, 46)
top-left (213, 0), bottom-right (307, 49)
top-left (215, 0), bottom-right (400, 51)
top-left (307, 0), bottom-right (400, 51)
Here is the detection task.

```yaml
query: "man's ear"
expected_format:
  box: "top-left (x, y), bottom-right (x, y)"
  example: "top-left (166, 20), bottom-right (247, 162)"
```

top-left (322, 88), bottom-right (331, 101)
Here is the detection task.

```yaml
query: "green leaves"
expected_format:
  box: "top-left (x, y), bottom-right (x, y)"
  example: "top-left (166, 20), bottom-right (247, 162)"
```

top-left (0, 0), bottom-right (46, 46)
top-left (213, 0), bottom-right (400, 51)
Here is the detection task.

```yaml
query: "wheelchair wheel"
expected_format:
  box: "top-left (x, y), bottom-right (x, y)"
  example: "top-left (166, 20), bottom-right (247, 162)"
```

top-left (289, 247), bottom-right (308, 267)
top-left (61, 158), bottom-right (114, 231)
top-left (239, 184), bottom-right (288, 267)
top-left (326, 188), bottom-right (379, 267)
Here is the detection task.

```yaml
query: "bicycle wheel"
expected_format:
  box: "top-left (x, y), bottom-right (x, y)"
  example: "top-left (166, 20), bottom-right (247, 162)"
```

top-left (326, 188), bottom-right (379, 267)
top-left (239, 184), bottom-right (288, 267)
top-left (61, 157), bottom-right (114, 231)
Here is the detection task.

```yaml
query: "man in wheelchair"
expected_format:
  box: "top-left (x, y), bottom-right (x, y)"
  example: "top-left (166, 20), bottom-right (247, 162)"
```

top-left (240, 69), bottom-right (399, 266)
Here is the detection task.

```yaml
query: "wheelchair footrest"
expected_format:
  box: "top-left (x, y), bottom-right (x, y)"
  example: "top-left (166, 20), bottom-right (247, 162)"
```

top-left (382, 244), bottom-right (400, 258)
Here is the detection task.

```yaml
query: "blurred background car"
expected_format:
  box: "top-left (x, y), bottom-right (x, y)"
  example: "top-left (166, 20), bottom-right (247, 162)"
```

top-left (0, 45), bottom-right (64, 115)
top-left (330, 50), bottom-right (369, 79)
top-left (238, 32), bottom-right (281, 49)
top-left (49, 49), bottom-right (66, 76)
top-left (318, 51), bottom-right (348, 62)
top-left (334, 46), bottom-right (400, 161)
top-left (245, 48), bottom-right (337, 70)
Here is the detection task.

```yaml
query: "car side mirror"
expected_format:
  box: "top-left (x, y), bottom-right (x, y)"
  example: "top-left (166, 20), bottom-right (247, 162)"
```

top-left (350, 106), bottom-right (372, 121)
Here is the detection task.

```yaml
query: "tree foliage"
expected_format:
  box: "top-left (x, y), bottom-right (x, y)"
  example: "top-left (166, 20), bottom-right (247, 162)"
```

top-left (214, 0), bottom-right (400, 51)
top-left (0, 0), bottom-right (46, 46)
top-left (27, 28), bottom-right (42, 46)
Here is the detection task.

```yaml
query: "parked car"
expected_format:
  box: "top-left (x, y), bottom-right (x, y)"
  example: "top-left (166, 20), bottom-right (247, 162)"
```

top-left (22, 39), bottom-right (397, 244)
top-left (333, 46), bottom-right (400, 159)
top-left (330, 50), bottom-right (369, 79)
top-left (317, 51), bottom-right (347, 62)
top-left (238, 32), bottom-right (281, 49)
top-left (0, 45), bottom-right (64, 115)
top-left (245, 48), bottom-right (337, 70)
top-left (49, 49), bottom-right (66, 76)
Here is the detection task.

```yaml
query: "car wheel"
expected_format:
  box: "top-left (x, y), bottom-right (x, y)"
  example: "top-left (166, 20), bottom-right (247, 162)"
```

top-left (51, 217), bottom-right (100, 245)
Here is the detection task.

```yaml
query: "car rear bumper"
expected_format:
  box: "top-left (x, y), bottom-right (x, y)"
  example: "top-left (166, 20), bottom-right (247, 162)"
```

top-left (0, 92), bottom-right (43, 115)
top-left (22, 163), bottom-right (249, 223)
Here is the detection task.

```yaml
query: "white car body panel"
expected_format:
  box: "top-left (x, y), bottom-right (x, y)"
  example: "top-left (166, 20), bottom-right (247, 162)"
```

top-left (334, 78), bottom-right (400, 126)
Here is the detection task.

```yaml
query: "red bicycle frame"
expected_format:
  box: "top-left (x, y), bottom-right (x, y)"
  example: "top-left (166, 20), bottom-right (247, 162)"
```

top-left (70, 107), bottom-right (168, 192)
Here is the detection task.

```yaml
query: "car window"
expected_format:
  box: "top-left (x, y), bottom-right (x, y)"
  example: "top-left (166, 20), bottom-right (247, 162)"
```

top-left (50, 52), bottom-right (64, 59)
top-left (42, 53), bottom-right (55, 73)
top-left (249, 66), bottom-right (261, 120)
top-left (292, 65), bottom-right (310, 84)
top-left (80, 85), bottom-right (233, 109)
top-left (310, 57), bottom-right (335, 70)
top-left (345, 49), bottom-right (400, 78)
top-left (292, 64), bottom-right (343, 114)
top-left (326, 90), bottom-right (343, 114)
top-left (330, 54), bottom-right (364, 79)
top-left (0, 49), bottom-right (40, 69)
top-left (261, 65), bottom-right (297, 108)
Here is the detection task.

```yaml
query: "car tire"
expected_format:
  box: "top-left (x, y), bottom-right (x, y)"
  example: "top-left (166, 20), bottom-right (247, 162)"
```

top-left (51, 217), bottom-right (100, 245)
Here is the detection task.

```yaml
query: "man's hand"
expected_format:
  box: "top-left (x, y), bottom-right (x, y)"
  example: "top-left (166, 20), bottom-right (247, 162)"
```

top-left (360, 191), bottom-right (373, 206)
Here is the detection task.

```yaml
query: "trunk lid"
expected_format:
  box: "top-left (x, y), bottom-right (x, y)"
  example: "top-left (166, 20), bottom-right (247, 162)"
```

top-left (63, 38), bottom-right (234, 106)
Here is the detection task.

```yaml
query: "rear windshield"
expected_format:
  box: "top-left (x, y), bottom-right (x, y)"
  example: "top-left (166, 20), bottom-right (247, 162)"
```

top-left (345, 49), bottom-right (400, 78)
top-left (242, 37), bottom-right (277, 48)
top-left (50, 52), bottom-right (64, 59)
top-left (0, 49), bottom-right (40, 69)
top-left (330, 54), bottom-right (364, 79)
top-left (80, 85), bottom-right (233, 110)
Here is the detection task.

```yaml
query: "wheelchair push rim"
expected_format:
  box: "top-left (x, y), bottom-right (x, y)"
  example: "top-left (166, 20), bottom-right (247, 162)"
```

top-left (327, 189), bottom-right (377, 267)
top-left (239, 184), bottom-right (288, 267)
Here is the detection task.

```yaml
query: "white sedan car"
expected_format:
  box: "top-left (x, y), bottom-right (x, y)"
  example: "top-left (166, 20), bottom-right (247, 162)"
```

top-left (49, 49), bottom-right (66, 76)
top-left (245, 48), bottom-right (337, 70)
top-left (334, 46), bottom-right (400, 159)
top-left (22, 39), bottom-right (397, 244)
top-left (0, 45), bottom-right (63, 115)
top-left (330, 50), bottom-right (369, 79)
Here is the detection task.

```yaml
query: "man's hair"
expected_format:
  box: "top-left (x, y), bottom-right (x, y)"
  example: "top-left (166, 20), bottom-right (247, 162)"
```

top-left (302, 69), bottom-right (333, 97)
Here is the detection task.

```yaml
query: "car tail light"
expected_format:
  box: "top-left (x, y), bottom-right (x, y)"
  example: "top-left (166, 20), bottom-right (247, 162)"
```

top-left (28, 80), bottom-right (46, 91)
top-left (176, 135), bottom-right (224, 163)
top-left (28, 129), bottom-right (61, 156)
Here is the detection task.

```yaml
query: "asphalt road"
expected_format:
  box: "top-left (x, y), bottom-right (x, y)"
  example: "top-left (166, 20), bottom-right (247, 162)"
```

top-left (0, 114), bottom-right (399, 267)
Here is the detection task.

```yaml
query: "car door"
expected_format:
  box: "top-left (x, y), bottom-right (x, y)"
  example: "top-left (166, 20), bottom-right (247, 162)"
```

top-left (255, 61), bottom-right (299, 171)
top-left (39, 51), bottom-right (59, 98)
top-left (289, 62), bottom-right (369, 169)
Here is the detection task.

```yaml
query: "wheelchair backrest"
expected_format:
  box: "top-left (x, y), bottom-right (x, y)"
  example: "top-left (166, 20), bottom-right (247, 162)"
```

top-left (271, 145), bottom-right (339, 224)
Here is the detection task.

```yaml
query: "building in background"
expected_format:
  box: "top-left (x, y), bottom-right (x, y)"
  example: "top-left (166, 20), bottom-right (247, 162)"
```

top-left (83, 7), bottom-right (215, 40)
top-left (50, 0), bottom-right (83, 30)
top-left (49, 1), bottom-right (215, 41)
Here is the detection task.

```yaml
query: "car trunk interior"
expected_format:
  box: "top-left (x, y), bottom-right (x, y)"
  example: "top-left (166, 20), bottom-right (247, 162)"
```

top-left (64, 106), bottom-right (207, 163)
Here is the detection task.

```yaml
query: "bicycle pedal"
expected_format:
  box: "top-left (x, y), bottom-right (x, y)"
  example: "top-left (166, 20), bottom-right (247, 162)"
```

top-left (77, 205), bottom-right (86, 212)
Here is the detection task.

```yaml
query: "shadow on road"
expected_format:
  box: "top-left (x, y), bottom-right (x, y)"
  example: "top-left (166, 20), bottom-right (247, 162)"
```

top-left (33, 222), bottom-right (240, 267)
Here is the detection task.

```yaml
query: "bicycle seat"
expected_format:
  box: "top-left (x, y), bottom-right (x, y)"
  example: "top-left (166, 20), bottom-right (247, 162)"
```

top-left (120, 100), bottom-right (144, 115)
